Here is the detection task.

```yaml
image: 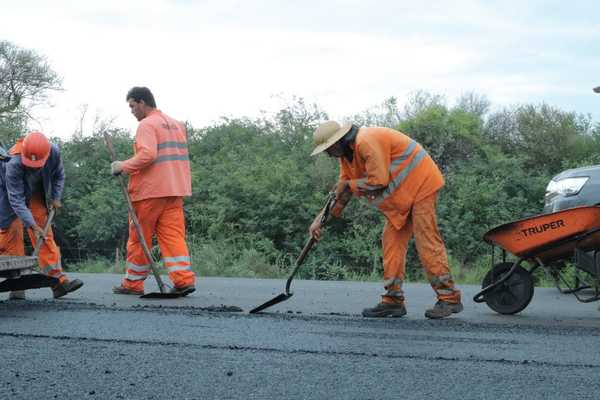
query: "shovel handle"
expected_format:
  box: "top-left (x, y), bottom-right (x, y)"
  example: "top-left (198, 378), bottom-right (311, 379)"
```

top-left (284, 193), bottom-right (338, 294)
top-left (103, 132), bottom-right (169, 293)
top-left (285, 237), bottom-right (316, 294)
top-left (32, 207), bottom-right (56, 257)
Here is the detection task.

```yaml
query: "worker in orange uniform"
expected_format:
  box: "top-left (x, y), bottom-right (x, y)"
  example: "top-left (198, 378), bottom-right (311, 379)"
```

top-left (309, 121), bottom-right (462, 319)
top-left (111, 87), bottom-right (195, 295)
top-left (0, 131), bottom-right (84, 299)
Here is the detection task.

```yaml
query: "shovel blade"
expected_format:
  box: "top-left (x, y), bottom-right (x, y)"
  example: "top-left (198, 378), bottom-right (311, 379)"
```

top-left (249, 292), bottom-right (293, 314)
top-left (140, 291), bottom-right (185, 299)
top-left (139, 285), bottom-right (195, 299)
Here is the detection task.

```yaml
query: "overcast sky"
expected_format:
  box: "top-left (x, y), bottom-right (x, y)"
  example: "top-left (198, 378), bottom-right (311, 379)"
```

top-left (1, 0), bottom-right (599, 139)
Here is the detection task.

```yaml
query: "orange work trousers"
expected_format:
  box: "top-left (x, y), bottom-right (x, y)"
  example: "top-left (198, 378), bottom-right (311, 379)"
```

top-left (0, 193), bottom-right (66, 283)
top-left (381, 192), bottom-right (460, 304)
top-left (121, 196), bottom-right (195, 291)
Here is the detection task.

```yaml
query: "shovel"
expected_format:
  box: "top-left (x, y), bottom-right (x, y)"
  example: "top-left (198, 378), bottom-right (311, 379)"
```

top-left (32, 207), bottom-right (56, 257)
top-left (249, 192), bottom-right (337, 313)
top-left (104, 133), bottom-right (188, 299)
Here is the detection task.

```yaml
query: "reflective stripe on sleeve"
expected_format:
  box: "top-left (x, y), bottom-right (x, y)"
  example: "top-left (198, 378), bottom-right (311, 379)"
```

top-left (355, 178), bottom-right (386, 191)
top-left (157, 141), bottom-right (188, 150)
top-left (154, 155), bottom-right (190, 164)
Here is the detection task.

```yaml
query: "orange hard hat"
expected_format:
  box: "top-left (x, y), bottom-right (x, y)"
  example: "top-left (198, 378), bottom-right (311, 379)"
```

top-left (21, 131), bottom-right (51, 168)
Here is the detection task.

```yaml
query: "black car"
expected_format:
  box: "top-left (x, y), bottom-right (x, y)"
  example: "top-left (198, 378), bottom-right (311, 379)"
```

top-left (544, 165), bottom-right (600, 213)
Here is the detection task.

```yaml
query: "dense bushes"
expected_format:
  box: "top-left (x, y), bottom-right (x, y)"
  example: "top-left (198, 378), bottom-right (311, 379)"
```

top-left (3, 94), bottom-right (600, 282)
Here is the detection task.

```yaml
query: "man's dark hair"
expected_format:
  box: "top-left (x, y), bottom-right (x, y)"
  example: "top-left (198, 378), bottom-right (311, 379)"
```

top-left (126, 86), bottom-right (156, 108)
top-left (340, 124), bottom-right (359, 162)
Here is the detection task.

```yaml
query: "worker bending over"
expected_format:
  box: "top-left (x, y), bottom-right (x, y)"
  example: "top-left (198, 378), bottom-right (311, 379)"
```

top-left (0, 131), bottom-right (83, 299)
top-left (309, 121), bottom-right (462, 319)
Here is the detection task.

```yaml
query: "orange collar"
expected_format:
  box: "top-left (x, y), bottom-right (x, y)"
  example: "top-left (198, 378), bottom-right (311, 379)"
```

top-left (9, 138), bottom-right (24, 155)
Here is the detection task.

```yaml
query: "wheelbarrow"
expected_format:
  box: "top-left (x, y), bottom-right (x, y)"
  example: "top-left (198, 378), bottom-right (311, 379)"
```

top-left (0, 255), bottom-right (59, 292)
top-left (473, 205), bottom-right (600, 314)
top-left (0, 208), bottom-right (61, 294)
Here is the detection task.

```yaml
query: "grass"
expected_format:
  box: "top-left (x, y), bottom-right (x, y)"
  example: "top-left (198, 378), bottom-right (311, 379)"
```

top-left (66, 258), bottom-right (123, 274)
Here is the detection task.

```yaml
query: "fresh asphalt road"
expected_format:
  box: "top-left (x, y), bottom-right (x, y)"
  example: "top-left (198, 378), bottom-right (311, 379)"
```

top-left (1, 273), bottom-right (600, 400)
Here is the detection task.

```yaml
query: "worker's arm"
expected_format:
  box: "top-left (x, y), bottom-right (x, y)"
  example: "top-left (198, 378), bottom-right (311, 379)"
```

top-left (309, 207), bottom-right (326, 240)
top-left (121, 122), bottom-right (158, 174)
top-left (347, 140), bottom-right (389, 196)
top-left (327, 159), bottom-right (356, 219)
top-left (49, 146), bottom-right (65, 207)
top-left (309, 192), bottom-right (341, 240)
top-left (5, 160), bottom-right (36, 228)
top-left (310, 160), bottom-right (356, 239)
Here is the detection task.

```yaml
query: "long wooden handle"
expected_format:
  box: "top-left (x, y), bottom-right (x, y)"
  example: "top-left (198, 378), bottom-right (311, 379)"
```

top-left (283, 194), bottom-right (337, 293)
top-left (32, 208), bottom-right (56, 257)
top-left (285, 237), bottom-right (316, 294)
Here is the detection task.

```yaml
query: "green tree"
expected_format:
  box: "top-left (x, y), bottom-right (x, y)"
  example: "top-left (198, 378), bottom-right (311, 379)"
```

top-left (0, 40), bottom-right (61, 115)
top-left (484, 104), bottom-right (594, 173)
top-left (0, 113), bottom-right (26, 148)
top-left (398, 102), bottom-right (485, 172)
top-left (59, 124), bottom-right (132, 260)
top-left (0, 40), bottom-right (62, 145)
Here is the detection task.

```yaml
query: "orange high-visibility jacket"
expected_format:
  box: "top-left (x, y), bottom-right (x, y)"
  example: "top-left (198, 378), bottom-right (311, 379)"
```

top-left (338, 127), bottom-right (444, 229)
top-left (122, 109), bottom-right (192, 202)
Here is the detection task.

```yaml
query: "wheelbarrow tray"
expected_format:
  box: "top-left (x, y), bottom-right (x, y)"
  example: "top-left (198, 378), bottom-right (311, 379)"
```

top-left (0, 255), bottom-right (59, 292)
top-left (0, 256), bottom-right (37, 272)
top-left (483, 206), bottom-right (600, 264)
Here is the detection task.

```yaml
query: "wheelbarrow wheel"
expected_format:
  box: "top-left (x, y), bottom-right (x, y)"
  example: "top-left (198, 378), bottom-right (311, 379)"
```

top-left (482, 262), bottom-right (534, 315)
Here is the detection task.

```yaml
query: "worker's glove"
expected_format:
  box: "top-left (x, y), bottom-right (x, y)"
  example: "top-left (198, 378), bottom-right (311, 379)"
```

top-left (31, 224), bottom-right (45, 240)
top-left (309, 217), bottom-right (322, 241)
top-left (364, 187), bottom-right (386, 201)
top-left (110, 161), bottom-right (125, 176)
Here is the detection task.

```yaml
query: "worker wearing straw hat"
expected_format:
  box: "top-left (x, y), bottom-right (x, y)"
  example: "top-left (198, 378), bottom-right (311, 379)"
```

top-left (309, 121), bottom-right (462, 319)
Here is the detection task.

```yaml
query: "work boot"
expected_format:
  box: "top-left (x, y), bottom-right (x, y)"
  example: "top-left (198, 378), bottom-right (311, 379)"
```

top-left (9, 290), bottom-right (26, 300)
top-left (362, 302), bottom-right (407, 318)
top-left (171, 285), bottom-right (195, 296)
top-left (52, 279), bottom-right (84, 299)
top-left (425, 300), bottom-right (463, 319)
top-left (112, 285), bottom-right (144, 296)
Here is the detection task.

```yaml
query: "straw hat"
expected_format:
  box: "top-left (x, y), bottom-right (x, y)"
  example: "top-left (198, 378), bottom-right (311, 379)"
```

top-left (310, 121), bottom-right (352, 156)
